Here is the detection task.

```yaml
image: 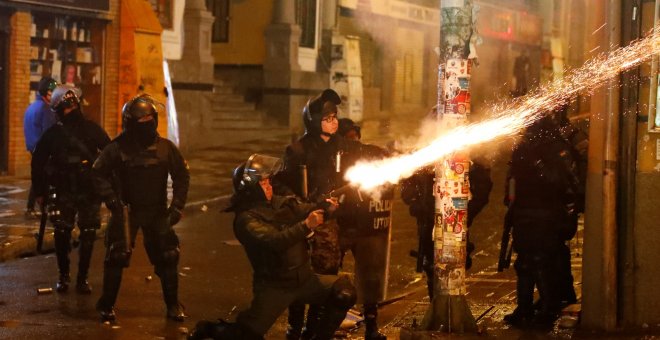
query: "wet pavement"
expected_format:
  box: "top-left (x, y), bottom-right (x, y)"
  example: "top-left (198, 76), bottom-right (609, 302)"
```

top-left (0, 117), bottom-right (629, 339)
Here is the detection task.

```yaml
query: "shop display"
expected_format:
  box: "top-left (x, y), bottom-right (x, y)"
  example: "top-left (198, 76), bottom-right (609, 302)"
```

top-left (28, 13), bottom-right (103, 122)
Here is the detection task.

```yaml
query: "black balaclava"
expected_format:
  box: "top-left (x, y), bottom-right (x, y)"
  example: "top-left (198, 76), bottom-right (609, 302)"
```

top-left (131, 120), bottom-right (158, 146)
top-left (58, 107), bottom-right (83, 125)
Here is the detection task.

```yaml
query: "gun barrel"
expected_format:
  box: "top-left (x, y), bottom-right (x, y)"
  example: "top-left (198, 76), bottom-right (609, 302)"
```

top-left (328, 183), bottom-right (355, 198)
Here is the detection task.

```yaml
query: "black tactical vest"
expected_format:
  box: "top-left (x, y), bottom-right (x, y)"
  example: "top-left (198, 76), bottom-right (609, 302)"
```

top-left (117, 139), bottom-right (170, 211)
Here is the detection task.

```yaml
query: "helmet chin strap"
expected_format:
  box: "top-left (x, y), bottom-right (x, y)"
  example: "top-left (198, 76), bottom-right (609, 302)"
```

top-left (320, 131), bottom-right (334, 137)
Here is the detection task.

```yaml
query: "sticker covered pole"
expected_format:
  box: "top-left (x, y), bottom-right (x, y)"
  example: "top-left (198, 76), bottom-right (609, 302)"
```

top-left (420, 0), bottom-right (478, 333)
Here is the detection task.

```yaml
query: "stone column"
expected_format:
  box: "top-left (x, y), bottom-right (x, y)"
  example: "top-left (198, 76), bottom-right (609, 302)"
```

top-left (264, 0), bottom-right (329, 133)
top-left (263, 0), bottom-right (302, 130)
top-left (273, 0), bottom-right (296, 24)
top-left (168, 0), bottom-right (215, 153)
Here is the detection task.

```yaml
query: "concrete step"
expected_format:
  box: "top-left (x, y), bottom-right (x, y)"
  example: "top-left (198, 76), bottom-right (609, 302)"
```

top-left (210, 108), bottom-right (262, 121)
top-left (211, 118), bottom-right (263, 129)
top-left (212, 101), bottom-right (256, 112)
top-left (203, 126), bottom-right (290, 147)
top-left (212, 94), bottom-right (246, 104)
top-left (213, 85), bottom-right (234, 95)
top-left (210, 107), bottom-right (264, 129)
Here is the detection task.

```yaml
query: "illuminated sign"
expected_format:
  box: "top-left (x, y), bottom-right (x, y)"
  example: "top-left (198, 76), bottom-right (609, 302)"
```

top-left (477, 3), bottom-right (541, 45)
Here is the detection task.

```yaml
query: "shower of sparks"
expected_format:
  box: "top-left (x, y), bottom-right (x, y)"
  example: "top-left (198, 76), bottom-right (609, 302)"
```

top-left (346, 28), bottom-right (660, 191)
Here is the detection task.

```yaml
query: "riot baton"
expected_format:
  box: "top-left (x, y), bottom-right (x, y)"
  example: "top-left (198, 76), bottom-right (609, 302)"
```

top-left (497, 207), bottom-right (514, 272)
top-left (36, 200), bottom-right (48, 253)
top-left (36, 188), bottom-right (54, 254)
top-left (123, 205), bottom-right (131, 252)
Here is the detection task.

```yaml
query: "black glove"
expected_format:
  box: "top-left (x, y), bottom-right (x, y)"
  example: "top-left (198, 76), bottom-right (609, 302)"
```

top-left (168, 206), bottom-right (183, 226)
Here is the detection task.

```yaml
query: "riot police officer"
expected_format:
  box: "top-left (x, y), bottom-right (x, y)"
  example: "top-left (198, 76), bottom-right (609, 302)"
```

top-left (31, 85), bottom-right (110, 293)
top-left (189, 154), bottom-right (356, 340)
top-left (503, 116), bottom-right (578, 327)
top-left (553, 103), bottom-right (587, 307)
top-left (275, 89), bottom-right (351, 339)
top-left (335, 118), bottom-right (392, 340)
top-left (92, 94), bottom-right (190, 322)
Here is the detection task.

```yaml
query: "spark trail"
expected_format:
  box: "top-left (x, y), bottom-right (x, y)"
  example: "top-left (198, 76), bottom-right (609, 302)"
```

top-left (346, 28), bottom-right (660, 191)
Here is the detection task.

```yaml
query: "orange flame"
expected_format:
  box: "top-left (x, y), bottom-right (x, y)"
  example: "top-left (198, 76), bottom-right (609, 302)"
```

top-left (346, 28), bottom-right (660, 190)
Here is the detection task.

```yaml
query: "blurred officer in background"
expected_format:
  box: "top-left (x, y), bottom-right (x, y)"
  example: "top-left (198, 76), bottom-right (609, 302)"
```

top-left (31, 85), bottom-right (110, 294)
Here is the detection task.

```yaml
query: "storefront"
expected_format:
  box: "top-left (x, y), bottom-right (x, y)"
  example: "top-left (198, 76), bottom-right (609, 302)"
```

top-left (0, 0), bottom-right (118, 175)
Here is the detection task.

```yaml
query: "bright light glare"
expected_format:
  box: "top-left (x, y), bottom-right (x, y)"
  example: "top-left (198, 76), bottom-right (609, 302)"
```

top-left (346, 28), bottom-right (660, 190)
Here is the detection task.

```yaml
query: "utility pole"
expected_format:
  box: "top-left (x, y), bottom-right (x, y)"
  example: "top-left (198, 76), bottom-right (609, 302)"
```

top-left (420, 0), bottom-right (478, 333)
top-left (582, 0), bottom-right (620, 331)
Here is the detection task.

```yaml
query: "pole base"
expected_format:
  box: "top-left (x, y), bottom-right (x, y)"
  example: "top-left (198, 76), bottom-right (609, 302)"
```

top-left (420, 294), bottom-right (477, 333)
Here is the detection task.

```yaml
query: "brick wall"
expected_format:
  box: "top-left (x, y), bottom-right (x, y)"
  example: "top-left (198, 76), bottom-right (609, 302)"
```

top-left (8, 11), bottom-right (31, 176)
top-left (104, 0), bottom-right (120, 137)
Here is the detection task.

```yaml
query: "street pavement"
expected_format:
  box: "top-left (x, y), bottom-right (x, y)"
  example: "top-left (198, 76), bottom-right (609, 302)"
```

top-left (0, 118), bottom-right (597, 339)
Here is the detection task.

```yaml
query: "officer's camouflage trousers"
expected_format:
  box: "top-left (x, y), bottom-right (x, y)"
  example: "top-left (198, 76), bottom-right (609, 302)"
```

top-left (310, 219), bottom-right (341, 275)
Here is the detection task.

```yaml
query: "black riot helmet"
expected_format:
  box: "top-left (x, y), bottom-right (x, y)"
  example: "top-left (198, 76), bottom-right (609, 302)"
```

top-left (38, 77), bottom-right (57, 97)
top-left (50, 85), bottom-right (82, 117)
top-left (121, 94), bottom-right (160, 132)
top-left (338, 118), bottom-right (361, 140)
top-left (232, 154), bottom-right (283, 193)
top-left (302, 89), bottom-right (341, 135)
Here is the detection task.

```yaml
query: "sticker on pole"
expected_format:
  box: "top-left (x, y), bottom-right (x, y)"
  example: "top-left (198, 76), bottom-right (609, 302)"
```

top-left (443, 59), bottom-right (471, 115)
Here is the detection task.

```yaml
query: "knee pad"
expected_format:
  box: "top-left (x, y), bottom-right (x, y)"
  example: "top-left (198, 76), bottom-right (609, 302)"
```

top-left (105, 243), bottom-right (131, 268)
top-left (161, 247), bottom-right (180, 266)
top-left (78, 228), bottom-right (97, 243)
top-left (330, 276), bottom-right (357, 309)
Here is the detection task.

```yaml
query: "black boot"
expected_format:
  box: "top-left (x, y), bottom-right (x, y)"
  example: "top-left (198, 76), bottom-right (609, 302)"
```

top-left (76, 229), bottom-right (96, 294)
top-left (301, 304), bottom-right (320, 339)
top-left (166, 302), bottom-right (187, 322)
top-left (97, 265), bottom-right (123, 322)
top-left (189, 320), bottom-right (228, 340)
top-left (96, 300), bottom-right (116, 322)
top-left (54, 228), bottom-right (72, 293)
top-left (504, 266), bottom-right (535, 328)
top-left (56, 274), bottom-right (70, 293)
top-left (287, 303), bottom-right (305, 340)
top-left (314, 305), bottom-right (349, 340)
top-left (503, 307), bottom-right (533, 327)
top-left (76, 275), bottom-right (92, 294)
top-left (533, 267), bottom-right (559, 328)
top-left (364, 304), bottom-right (386, 340)
top-left (159, 265), bottom-right (187, 322)
top-left (188, 320), bottom-right (263, 340)
top-left (558, 244), bottom-right (577, 306)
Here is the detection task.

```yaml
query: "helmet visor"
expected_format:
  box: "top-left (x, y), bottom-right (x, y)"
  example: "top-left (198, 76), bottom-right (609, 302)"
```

top-left (244, 154), bottom-right (283, 182)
